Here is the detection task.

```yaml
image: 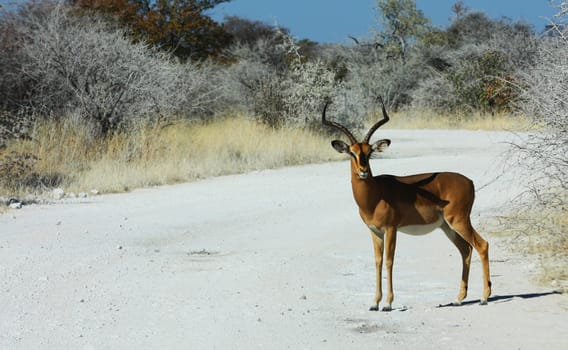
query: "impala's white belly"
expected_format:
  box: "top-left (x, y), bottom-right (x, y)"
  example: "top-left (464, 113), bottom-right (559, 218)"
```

top-left (398, 215), bottom-right (444, 236)
top-left (367, 215), bottom-right (444, 237)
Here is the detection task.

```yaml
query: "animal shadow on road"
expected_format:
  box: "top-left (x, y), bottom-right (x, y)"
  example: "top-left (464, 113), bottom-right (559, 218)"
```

top-left (437, 290), bottom-right (562, 308)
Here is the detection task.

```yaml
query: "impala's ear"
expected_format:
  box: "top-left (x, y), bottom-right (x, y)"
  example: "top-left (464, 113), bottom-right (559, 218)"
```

top-left (371, 139), bottom-right (391, 153)
top-left (331, 140), bottom-right (350, 153)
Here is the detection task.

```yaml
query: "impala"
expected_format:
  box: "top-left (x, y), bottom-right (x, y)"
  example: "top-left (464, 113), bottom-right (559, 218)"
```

top-left (322, 98), bottom-right (492, 311)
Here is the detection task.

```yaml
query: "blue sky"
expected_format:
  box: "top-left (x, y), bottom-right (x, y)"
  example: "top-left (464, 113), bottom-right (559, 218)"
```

top-left (211, 0), bottom-right (559, 43)
top-left (0, 0), bottom-right (560, 43)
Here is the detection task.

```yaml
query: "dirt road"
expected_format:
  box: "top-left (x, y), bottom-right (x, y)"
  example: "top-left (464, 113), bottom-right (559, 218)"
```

top-left (1, 130), bottom-right (566, 349)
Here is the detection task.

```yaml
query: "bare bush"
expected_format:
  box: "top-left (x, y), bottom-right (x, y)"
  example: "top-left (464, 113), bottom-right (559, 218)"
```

top-left (0, 152), bottom-right (37, 186)
top-left (17, 4), bottom-right (177, 134)
top-left (224, 32), bottom-right (347, 129)
top-left (1, 2), bottom-right (222, 136)
top-left (0, 151), bottom-right (60, 190)
top-left (331, 42), bottom-right (422, 110)
top-left (487, 21), bottom-right (539, 70)
top-left (0, 4), bottom-right (34, 114)
top-left (497, 3), bottom-right (568, 287)
top-left (223, 37), bottom-right (290, 126)
top-left (174, 61), bottom-right (229, 120)
top-left (0, 110), bottom-right (33, 147)
top-left (410, 14), bottom-right (537, 114)
top-left (410, 74), bottom-right (459, 112)
top-left (515, 27), bottom-right (568, 202)
top-left (223, 16), bottom-right (289, 48)
top-left (551, 0), bottom-right (568, 18)
top-left (284, 58), bottom-right (338, 127)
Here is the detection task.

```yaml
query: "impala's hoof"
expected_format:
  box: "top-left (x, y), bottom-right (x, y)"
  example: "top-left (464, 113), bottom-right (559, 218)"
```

top-left (369, 304), bottom-right (379, 312)
top-left (381, 305), bottom-right (392, 312)
top-left (480, 299), bottom-right (488, 306)
top-left (452, 301), bottom-right (462, 306)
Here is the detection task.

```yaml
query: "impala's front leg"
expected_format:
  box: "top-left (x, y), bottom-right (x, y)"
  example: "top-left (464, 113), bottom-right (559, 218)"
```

top-left (370, 230), bottom-right (384, 311)
top-left (383, 227), bottom-right (397, 311)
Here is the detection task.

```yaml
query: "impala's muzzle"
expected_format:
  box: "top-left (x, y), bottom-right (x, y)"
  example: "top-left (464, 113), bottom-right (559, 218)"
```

top-left (358, 170), bottom-right (370, 179)
top-left (357, 152), bottom-right (369, 179)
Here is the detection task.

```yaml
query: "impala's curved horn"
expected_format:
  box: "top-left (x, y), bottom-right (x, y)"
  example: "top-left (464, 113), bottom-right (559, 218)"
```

top-left (321, 98), bottom-right (357, 145)
top-left (363, 96), bottom-right (390, 143)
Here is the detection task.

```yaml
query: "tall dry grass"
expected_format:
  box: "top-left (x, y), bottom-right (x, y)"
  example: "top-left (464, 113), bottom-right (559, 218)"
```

top-left (76, 117), bottom-right (340, 193)
top-left (489, 199), bottom-right (568, 291)
top-left (0, 115), bottom-right (340, 196)
top-left (1, 110), bottom-right (529, 199)
top-left (373, 109), bottom-right (533, 131)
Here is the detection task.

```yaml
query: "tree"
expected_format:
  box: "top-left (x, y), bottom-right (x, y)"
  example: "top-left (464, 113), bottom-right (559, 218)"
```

top-left (409, 6), bottom-right (537, 113)
top-left (223, 16), bottom-right (287, 47)
top-left (503, 3), bottom-right (568, 285)
top-left (450, 1), bottom-right (469, 22)
top-left (71, 0), bottom-right (232, 61)
top-left (376, 0), bottom-right (430, 62)
top-left (224, 30), bottom-right (341, 129)
top-left (516, 21), bottom-right (568, 198)
top-left (552, 0), bottom-right (568, 18)
top-left (2, 2), bottom-right (222, 136)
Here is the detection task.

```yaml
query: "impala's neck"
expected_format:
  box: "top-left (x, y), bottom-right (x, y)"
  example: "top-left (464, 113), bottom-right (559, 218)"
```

top-left (350, 161), bottom-right (382, 212)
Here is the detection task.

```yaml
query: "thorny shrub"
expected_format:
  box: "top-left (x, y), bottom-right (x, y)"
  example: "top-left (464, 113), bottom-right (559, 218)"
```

top-left (225, 31), bottom-right (346, 129)
top-left (0, 151), bottom-right (51, 190)
top-left (2, 2), bottom-right (223, 137)
top-left (498, 1), bottom-right (568, 288)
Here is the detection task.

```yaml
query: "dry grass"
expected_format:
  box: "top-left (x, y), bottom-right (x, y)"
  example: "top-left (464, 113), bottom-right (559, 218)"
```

top-left (1, 109), bottom-right (528, 197)
top-left (371, 109), bottom-right (533, 131)
top-left (75, 117), bottom-right (340, 193)
top-left (0, 109), bottom-right (528, 198)
top-left (487, 199), bottom-right (568, 292)
top-left (0, 114), bottom-right (339, 196)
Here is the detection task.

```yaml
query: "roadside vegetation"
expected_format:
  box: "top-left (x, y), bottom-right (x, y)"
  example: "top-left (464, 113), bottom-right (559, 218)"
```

top-left (495, 0), bottom-right (568, 290)
top-left (0, 0), bottom-right (566, 286)
top-left (1, 115), bottom-right (338, 196)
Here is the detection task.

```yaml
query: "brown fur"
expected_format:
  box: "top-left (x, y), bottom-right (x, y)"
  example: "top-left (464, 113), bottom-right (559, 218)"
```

top-left (336, 141), bottom-right (492, 311)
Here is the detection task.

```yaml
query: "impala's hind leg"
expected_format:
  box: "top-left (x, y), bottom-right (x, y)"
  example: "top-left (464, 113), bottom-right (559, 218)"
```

top-left (441, 221), bottom-right (472, 305)
top-left (444, 217), bottom-right (492, 304)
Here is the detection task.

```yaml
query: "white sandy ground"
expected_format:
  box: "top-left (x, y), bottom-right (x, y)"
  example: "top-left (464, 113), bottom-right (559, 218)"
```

top-left (1, 130), bottom-right (567, 350)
